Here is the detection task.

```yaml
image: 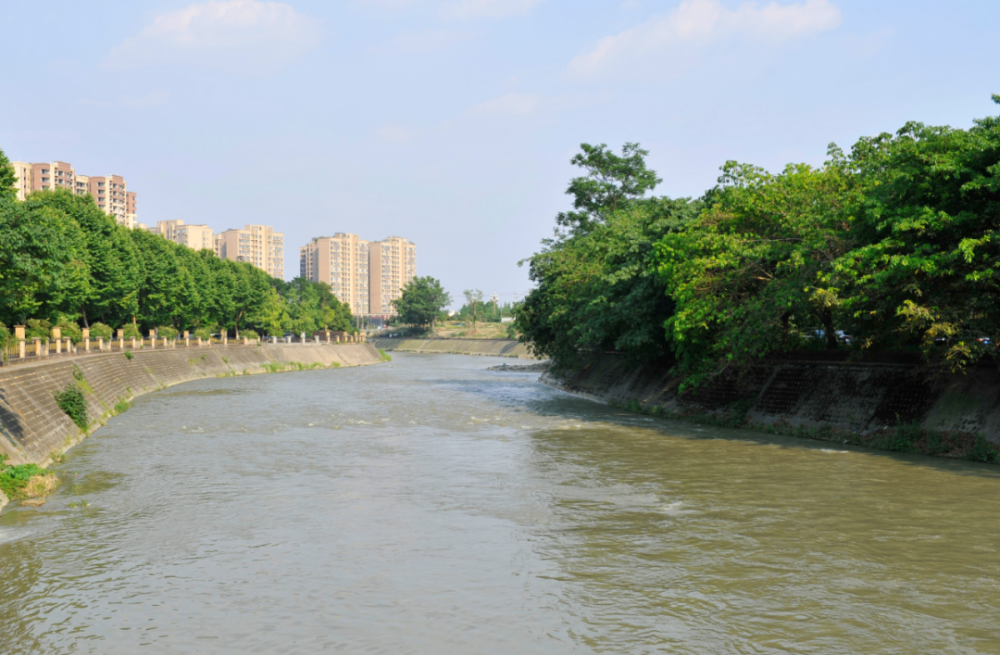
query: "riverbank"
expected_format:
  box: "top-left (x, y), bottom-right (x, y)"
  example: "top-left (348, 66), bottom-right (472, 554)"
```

top-left (0, 343), bottom-right (384, 469)
top-left (543, 353), bottom-right (1000, 462)
top-left (371, 337), bottom-right (535, 358)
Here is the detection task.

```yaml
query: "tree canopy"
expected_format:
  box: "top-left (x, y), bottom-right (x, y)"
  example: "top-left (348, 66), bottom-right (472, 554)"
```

top-left (393, 276), bottom-right (451, 328)
top-left (0, 185), bottom-right (353, 338)
top-left (518, 96), bottom-right (1000, 384)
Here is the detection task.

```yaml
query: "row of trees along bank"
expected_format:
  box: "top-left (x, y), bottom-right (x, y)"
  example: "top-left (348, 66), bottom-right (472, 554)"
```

top-left (515, 96), bottom-right (1000, 389)
top-left (0, 148), bottom-right (355, 350)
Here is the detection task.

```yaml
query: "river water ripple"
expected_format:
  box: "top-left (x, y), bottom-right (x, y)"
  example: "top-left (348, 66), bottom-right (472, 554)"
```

top-left (1, 353), bottom-right (999, 654)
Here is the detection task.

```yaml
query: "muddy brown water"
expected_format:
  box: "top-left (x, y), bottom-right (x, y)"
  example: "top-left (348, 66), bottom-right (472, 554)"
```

top-left (1, 353), bottom-right (999, 654)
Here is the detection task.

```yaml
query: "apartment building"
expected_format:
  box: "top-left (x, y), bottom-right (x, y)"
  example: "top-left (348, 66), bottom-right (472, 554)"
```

top-left (300, 233), bottom-right (416, 318)
top-left (10, 159), bottom-right (137, 227)
top-left (148, 220), bottom-right (214, 251)
top-left (369, 236), bottom-right (418, 318)
top-left (299, 234), bottom-right (370, 315)
top-left (215, 224), bottom-right (285, 278)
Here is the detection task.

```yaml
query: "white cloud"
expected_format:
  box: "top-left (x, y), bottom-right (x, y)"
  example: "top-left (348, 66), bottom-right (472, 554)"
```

top-left (569, 0), bottom-right (841, 79)
top-left (439, 0), bottom-right (545, 20)
top-left (375, 124), bottom-right (418, 143)
top-left (104, 0), bottom-right (322, 76)
top-left (379, 29), bottom-right (473, 55)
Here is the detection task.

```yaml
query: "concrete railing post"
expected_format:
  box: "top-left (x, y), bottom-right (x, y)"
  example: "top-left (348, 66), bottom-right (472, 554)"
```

top-left (84, 338), bottom-right (90, 352)
top-left (131, 337), bottom-right (137, 350)
top-left (65, 338), bottom-right (72, 354)
top-left (97, 337), bottom-right (104, 352)
top-left (149, 330), bottom-right (156, 349)
top-left (18, 340), bottom-right (25, 359)
top-left (197, 337), bottom-right (203, 347)
top-left (52, 327), bottom-right (62, 354)
top-left (38, 339), bottom-right (47, 357)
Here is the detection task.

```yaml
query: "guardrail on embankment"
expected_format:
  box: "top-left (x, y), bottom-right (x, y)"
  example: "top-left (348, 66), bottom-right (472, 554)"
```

top-left (370, 338), bottom-right (536, 359)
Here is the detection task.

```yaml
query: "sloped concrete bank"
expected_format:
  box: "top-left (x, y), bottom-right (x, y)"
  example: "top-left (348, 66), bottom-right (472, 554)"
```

top-left (544, 353), bottom-right (1000, 451)
top-left (0, 343), bottom-right (384, 467)
top-left (372, 338), bottom-right (535, 358)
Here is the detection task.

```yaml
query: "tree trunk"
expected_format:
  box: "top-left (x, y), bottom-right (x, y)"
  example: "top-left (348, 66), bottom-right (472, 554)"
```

top-left (820, 308), bottom-right (838, 350)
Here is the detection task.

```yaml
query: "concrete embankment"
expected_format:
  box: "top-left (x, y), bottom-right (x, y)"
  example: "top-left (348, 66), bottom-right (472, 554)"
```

top-left (545, 353), bottom-right (1000, 447)
top-left (0, 343), bottom-right (383, 467)
top-left (372, 338), bottom-right (535, 358)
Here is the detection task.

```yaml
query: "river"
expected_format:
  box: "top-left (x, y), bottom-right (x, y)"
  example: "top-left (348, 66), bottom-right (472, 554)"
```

top-left (1, 353), bottom-right (999, 654)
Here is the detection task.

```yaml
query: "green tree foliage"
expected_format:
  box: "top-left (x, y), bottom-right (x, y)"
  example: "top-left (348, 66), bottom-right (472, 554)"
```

top-left (0, 186), bottom-right (353, 338)
top-left (0, 194), bottom-right (91, 324)
top-left (271, 277), bottom-right (352, 335)
top-left (831, 97), bottom-right (1000, 369)
top-left (516, 143), bottom-right (697, 364)
top-left (656, 97), bottom-right (1000, 382)
top-left (557, 143), bottom-right (662, 235)
top-left (0, 147), bottom-right (16, 200)
top-left (393, 276), bottom-right (451, 328)
top-left (657, 157), bottom-right (855, 383)
top-left (463, 289), bottom-right (484, 332)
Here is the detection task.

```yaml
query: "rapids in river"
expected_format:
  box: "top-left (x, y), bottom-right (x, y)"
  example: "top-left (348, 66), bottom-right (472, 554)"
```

top-left (1, 353), bottom-right (999, 654)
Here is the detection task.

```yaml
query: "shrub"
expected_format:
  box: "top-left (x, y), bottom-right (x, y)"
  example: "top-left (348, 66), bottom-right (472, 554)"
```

top-left (194, 327), bottom-right (212, 341)
top-left (54, 386), bottom-right (88, 430)
top-left (967, 435), bottom-right (999, 463)
top-left (89, 322), bottom-right (113, 340)
top-left (25, 319), bottom-right (52, 340)
top-left (55, 317), bottom-right (82, 343)
top-left (122, 323), bottom-right (142, 340)
top-left (0, 322), bottom-right (9, 351)
top-left (241, 329), bottom-right (258, 340)
top-left (156, 326), bottom-right (179, 340)
top-left (0, 461), bottom-right (54, 500)
top-left (124, 351), bottom-right (134, 360)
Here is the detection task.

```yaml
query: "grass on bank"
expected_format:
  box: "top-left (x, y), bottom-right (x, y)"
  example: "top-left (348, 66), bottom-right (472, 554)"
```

top-left (0, 454), bottom-right (59, 501)
top-left (378, 349), bottom-right (392, 362)
top-left (611, 399), bottom-right (1000, 464)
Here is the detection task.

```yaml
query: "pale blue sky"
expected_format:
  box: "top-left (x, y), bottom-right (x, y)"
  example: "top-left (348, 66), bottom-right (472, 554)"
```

top-left (1, 0), bottom-right (997, 305)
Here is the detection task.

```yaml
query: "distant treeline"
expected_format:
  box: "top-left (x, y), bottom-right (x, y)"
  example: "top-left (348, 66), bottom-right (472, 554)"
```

top-left (516, 96), bottom-right (1000, 387)
top-left (0, 156), bottom-right (353, 346)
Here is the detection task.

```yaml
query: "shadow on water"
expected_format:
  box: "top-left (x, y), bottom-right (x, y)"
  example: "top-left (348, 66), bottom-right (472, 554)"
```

top-left (463, 367), bottom-right (1000, 482)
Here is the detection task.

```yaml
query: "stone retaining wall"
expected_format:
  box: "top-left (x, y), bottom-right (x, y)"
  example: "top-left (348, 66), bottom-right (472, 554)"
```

top-left (0, 343), bottom-right (383, 466)
top-left (371, 338), bottom-right (535, 358)
top-left (545, 354), bottom-right (1000, 444)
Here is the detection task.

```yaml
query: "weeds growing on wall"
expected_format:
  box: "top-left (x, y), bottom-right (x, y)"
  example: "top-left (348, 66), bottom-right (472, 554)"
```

top-left (0, 454), bottom-right (57, 501)
top-left (124, 351), bottom-right (134, 360)
top-left (610, 400), bottom-right (1000, 464)
top-left (54, 385), bottom-right (88, 430)
top-left (113, 399), bottom-right (132, 415)
top-left (379, 349), bottom-right (392, 362)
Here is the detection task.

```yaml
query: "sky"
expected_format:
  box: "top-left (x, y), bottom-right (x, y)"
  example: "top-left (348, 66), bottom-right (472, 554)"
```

top-left (1, 0), bottom-right (998, 307)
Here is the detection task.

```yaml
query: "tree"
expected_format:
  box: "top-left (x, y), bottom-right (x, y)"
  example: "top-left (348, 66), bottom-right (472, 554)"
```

top-left (463, 289), bottom-right (483, 333)
top-left (0, 147), bottom-right (16, 200)
top-left (0, 196), bottom-right (91, 325)
top-left (657, 156), bottom-right (855, 385)
top-left (557, 142), bottom-right (662, 235)
top-left (393, 277), bottom-right (451, 328)
top-left (831, 96), bottom-right (1000, 370)
top-left (516, 143), bottom-right (695, 365)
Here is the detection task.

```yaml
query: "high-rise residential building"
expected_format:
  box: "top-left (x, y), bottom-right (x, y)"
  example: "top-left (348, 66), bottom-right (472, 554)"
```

top-left (215, 224), bottom-right (285, 278)
top-left (10, 161), bottom-right (31, 201)
top-left (300, 233), bottom-right (416, 318)
top-left (369, 236), bottom-right (418, 318)
top-left (9, 159), bottom-right (137, 227)
top-left (299, 233), bottom-right (371, 315)
top-left (148, 220), bottom-right (214, 251)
